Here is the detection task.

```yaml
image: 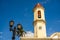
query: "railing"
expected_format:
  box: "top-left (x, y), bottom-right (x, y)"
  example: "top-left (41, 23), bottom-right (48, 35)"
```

top-left (20, 37), bottom-right (60, 40)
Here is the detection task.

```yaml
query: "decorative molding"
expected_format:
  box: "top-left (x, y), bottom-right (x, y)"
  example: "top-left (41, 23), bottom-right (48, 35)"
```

top-left (33, 19), bottom-right (46, 26)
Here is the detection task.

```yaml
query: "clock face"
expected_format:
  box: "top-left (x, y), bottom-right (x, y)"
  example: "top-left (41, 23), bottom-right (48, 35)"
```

top-left (39, 26), bottom-right (42, 30)
top-left (38, 11), bottom-right (41, 18)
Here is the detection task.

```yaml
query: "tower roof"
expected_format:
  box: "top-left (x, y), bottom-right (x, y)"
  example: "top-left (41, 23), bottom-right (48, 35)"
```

top-left (33, 3), bottom-right (44, 11)
top-left (34, 3), bottom-right (42, 8)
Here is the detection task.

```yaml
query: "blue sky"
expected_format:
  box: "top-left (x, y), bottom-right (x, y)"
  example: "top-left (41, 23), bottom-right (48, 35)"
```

top-left (0, 0), bottom-right (60, 40)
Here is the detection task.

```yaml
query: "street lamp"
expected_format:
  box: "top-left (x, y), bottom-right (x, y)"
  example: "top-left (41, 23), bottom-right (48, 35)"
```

top-left (9, 20), bottom-right (14, 31)
top-left (9, 20), bottom-right (14, 27)
top-left (17, 24), bottom-right (24, 37)
top-left (17, 24), bottom-right (23, 30)
top-left (9, 20), bottom-right (25, 40)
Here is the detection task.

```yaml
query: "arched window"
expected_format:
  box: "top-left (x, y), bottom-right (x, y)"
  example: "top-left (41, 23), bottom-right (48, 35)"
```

top-left (38, 11), bottom-right (41, 18)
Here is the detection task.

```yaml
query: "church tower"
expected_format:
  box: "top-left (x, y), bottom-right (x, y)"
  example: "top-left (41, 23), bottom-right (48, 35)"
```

top-left (33, 3), bottom-right (46, 38)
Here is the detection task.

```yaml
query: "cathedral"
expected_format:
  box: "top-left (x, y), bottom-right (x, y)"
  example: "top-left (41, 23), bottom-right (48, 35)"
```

top-left (20, 3), bottom-right (60, 40)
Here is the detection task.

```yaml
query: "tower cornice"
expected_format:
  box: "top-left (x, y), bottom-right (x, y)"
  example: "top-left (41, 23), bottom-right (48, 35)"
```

top-left (33, 19), bottom-right (46, 26)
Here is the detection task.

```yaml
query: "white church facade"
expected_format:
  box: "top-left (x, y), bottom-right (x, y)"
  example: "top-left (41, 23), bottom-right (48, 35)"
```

top-left (20, 3), bottom-right (60, 40)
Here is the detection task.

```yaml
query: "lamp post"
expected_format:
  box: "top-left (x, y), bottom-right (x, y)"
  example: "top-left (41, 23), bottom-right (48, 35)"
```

top-left (9, 20), bottom-right (25, 40)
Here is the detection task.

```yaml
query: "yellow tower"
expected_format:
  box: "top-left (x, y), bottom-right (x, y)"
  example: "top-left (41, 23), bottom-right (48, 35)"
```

top-left (33, 3), bottom-right (46, 38)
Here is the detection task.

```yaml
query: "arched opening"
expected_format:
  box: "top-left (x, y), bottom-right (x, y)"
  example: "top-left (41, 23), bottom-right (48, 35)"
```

top-left (38, 11), bottom-right (41, 18)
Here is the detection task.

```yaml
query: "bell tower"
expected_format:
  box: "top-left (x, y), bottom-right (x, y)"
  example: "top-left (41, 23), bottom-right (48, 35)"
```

top-left (33, 3), bottom-right (46, 38)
